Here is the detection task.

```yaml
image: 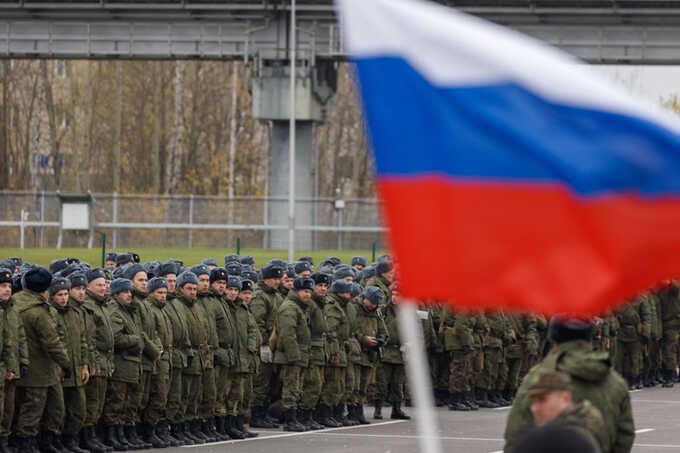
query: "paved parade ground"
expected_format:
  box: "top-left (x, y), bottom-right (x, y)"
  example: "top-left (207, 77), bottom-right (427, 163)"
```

top-left (155, 386), bottom-right (680, 453)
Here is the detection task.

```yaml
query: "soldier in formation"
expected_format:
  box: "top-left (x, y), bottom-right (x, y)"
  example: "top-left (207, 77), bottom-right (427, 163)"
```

top-left (0, 250), bottom-right (659, 453)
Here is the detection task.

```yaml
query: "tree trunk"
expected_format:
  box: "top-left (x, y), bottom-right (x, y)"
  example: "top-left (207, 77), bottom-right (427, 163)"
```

top-left (166, 61), bottom-right (185, 194)
top-left (40, 60), bottom-right (61, 189)
top-left (228, 61), bottom-right (238, 200)
top-left (66, 60), bottom-right (79, 192)
top-left (113, 61), bottom-right (122, 192)
top-left (82, 61), bottom-right (94, 191)
top-left (151, 60), bottom-right (161, 194)
top-left (0, 61), bottom-right (8, 188)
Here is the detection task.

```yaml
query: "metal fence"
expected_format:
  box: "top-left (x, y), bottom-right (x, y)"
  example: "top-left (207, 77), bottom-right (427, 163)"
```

top-left (0, 191), bottom-right (385, 250)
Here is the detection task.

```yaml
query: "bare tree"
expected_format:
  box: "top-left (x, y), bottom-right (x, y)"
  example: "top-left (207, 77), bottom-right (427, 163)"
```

top-left (113, 61), bottom-right (122, 192)
top-left (151, 60), bottom-right (161, 193)
top-left (166, 61), bottom-right (185, 194)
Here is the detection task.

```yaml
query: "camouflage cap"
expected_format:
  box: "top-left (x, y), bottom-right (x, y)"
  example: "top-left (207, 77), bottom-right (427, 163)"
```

top-left (527, 370), bottom-right (572, 396)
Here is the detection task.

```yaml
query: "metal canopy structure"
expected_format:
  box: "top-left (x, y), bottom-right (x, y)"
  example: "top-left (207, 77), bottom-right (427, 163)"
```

top-left (2, 0), bottom-right (680, 63)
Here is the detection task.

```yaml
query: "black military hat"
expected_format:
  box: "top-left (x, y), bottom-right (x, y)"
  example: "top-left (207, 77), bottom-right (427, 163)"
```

top-left (331, 279), bottom-right (352, 294)
top-left (158, 262), bottom-right (178, 277)
top-left (351, 256), bottom-right (367, 267)
top-left (268, 259), bottom-right (287, 269)
top-left (294, 261), bottom-right (312, 275)
top-left (376, 257), bottom-right (394, 275)
top-left (169, 258), bottom-right (184, 268)
top-left (49, 277), bottom-right (71, 296)
top-left (49, 259), bottom-right (69, 274)
top-left (298, 256), bottom-right (314, 265)
top-left (68, 272), bottom-right (87, 289)
top-left (227, 276), bottom-right (242, 289)
top-left (241, 279), bottom-right (254, 292)
top-left (363, 286), bottom-right (385, 305)
top-left (0, 268), bottom-right (11, 285)
top-left (105, 252), bottom-right (118, 263)
top-left (87, 268), bottom-right (107, 283)
top-left (116, 253), bottom-right (134, 267)
top-left (202, 258), bottom-right (219, 267)
top-left (127, 252), bottom-right (141, 264)
top-left (285, 264), bottom-right (297, 278)
top-left (241, 269), bottom-right (259, 283)
top-left (293, 277), bottom-right (315, 292)
top-left (210, 267), bottom-right (228, 283)
top-left (143, 262), bottom-right (160, 279)
top-left (312, 272), bottom-right (330, 286)
top-left (190, 264), bottom-right (210, 277)
top-left (23, 266), bottom-right (52, 293)
top-left (224, 254), bottom-right (240, 265)
top-left (360, 265), bottom-right (376, 281)
top-left (548, 316), bottom-right (593, 344)
top-left (226, 262), bottom-right (242, 276)
top-left (240, 255), bottom-right (255, 266)
top-left (122, 263), bottom-right (146, 281)
top-left (66, 257), bottom-right (80, 265)
top-left (262, 264), bottom-right (284, 280)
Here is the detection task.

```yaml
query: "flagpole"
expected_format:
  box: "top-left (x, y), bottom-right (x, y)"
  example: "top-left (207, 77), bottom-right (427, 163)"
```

top-left (397, 301), bottom-right (443, 453)
top-left (288, 0), bottom-right (296, 263)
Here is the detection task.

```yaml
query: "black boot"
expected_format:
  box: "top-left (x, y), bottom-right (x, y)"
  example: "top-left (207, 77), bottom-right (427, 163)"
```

top-left (171, 423), bottom-right (192, 445)
top-left (199, 420), bottom-right (216, 443)
top-left (448, 392), bottom-right (470, 411)
top-left (249, 407), bottom-right (274, 429)
top-left (502, 389), bottom-right (514, 404)
top-left (433, 390), bottom-right (446, 407)
top-left (113, 427), bottom-right (130, 452)
top-left (104, 427), bottom-right (125, 452)
top-left (464, 391), bottom-right (479, 410)
top-left (124, 425), bottom-right (149, 449)
top-left (225, 415), bottom-right (246, 440)
top-left (87, 427), bottom-right (110, 453)
top-left (18, 437), bottom-right (40, 453)
top-left (489, 390), bottom-right (504, 406)
top-left (189, 421), bottom-right (208, 443)
top-left (317, 404), bottom-right (341, 428)
top-left (283, 409), bottom-right (306, 432)
top-left (236, 415), bottom-right (258, 438)
top-left (476, 389), bottom-right (498, 409)
top-left (663, 369), bottom-right (675, 388)
top-left (373, 400), bottom-right (383, 420)
top-left (157, 421), bottom-right (182, 447)
top-left (390, 402), bottom-right (411, 420)
top-left (0, 437), bottom-right (11, 453)
top-left (333, 404), bottom-right (355, 427)
top-left (354, 404), bottom-right (369, 425)
top-left (39, 432), bottom-right (62, 453)
top-left (63, 434), bottom-right (89, 453)
top-left (214, 417), bottom-right (230, 441)
top-left (141, 424), bottom-right (168, 449)
top-left (52, 433), bottom-right (71, 453)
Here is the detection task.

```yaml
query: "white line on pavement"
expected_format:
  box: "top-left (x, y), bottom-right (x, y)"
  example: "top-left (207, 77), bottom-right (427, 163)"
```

top-left (318, 433), bottom-right (503, 441)
top-left (634, 444), bottom-right (680, 448)
top-left (636, 429), bottom-right (656, 434)
top-left (488, 450), bottom-right (503, 453)
top-left (632, 399), bottom-right (680, 404)
top-left (181, 420), bottom-right (408, 447)
top-left (492, 407), bottom-right (510, 411)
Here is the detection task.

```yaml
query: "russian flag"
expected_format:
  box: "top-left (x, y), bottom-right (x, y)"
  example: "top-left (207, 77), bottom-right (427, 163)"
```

top-left (337, 0), bottom-right (680, 316)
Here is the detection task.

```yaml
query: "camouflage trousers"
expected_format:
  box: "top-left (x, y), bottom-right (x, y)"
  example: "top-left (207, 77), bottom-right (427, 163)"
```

top-left (618, 340), bottom-right (642, 378)
top-left (15, 384), bottom-right (62, 437)
top-left (662, 328), bottom-right (680, 372)
top-left (225, 372), bottom-right (245, 417)
top-left (132, 370), bottom-right (152, 425)
top-left (199, 367), bottom-right (216, 421)
top-left (478, 347), bottom-right (503, 391)
top-left (280, 365), bottom-right (303, 411)
top-left (320, 366), bottom-right (346, 407)
top-left (239, 374), bottom-right (253, 417)
top-left (376, 362), bottom-right (405, 403)
top-left (143, 371), bottom-right (170, 425)
top-left (180, 373), bottom-right (202, 422)
top-left (448, 351), bottom-right (472, 393)
top-left (643, 340), bottom-right (661, 377)
top-left (300, 366), bottom-right (324, 410)
top-left (252, 361), bottom-right (275, 408)
top-left (42, 382), bottom-right (64, 435)
top-left (0, 379), bottom-right (15, 437)
top-left (356, 365), bottom-right (373, 405)
top-left (505, 356), bottom-right (524, 391)
top-left (345, 364), bottom-right (359, 405)
top-left (83, 376), bottom-right (107, 428)
top-left (165, 367), bottom-right (183, 424)
top-left (63, 386), bottom-right (86, 436)
top-left (102, 380), bottom-right (138, 427)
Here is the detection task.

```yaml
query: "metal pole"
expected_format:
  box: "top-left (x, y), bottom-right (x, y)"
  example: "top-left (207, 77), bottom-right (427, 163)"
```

top-left (112, 191), bottom-right (118, 249)
top-left (188, 194), bottom-right (194, 248)
top-left (101, 233), bottom-right (107, 267)
top-left (397, 302), bottom-right (443, 453)
top-left (39, 191), bottom-right (45, 248)
top-left (20, 209), bottom-right (25, 249)
top-left (288, 0), bottom-right (296, 263)
top-left (337, 209), bottom-right (343, 250)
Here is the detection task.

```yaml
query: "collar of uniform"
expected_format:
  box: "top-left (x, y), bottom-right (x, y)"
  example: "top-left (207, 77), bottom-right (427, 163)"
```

top-left (86, 289), bottom-right (107, 305)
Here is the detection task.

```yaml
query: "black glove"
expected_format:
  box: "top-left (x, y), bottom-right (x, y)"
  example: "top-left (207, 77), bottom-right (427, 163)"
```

top-left (641, 336), bottom-right (649, 345)
top-left (651, 332), bottom-right (658, 342)
top-left (19, 365), bottom-right (28, 378)
top-left (186, 356), bottom-right (194, 368)
top-left (461, 345), bottom-right (472, 355)
top-left (62, 367), bottom-right (72, 380)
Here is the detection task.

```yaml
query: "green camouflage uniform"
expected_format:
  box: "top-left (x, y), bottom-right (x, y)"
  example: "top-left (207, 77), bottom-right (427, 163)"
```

top-left (348, 299), bottom-right (387, 406)
top-left (376, 301), bottom-right (404, 405)
top-left (321, 293), bottom-right (351, 408)
top-left (196, 290), bottom-right (219, 422)
top-left (250, 282), bottom-right (282, 409)
top-left (239, 302), bottom-right (261, 417)
top-left (225, 297), bottom-right (251, 416)
top-left (0, 295), bottom-right (28, 439)
top-left (506, 314), bottom-right (538, 392)
top-left (615, 298), bottom-right (650, 385)
top-left (163, 290), bottom-right (191, 424)
top-left (144, 296), bottom-right (174, 425)
top-left (441, 309), bottom-right (474, 394)
top-left (300, 293), bottom-right (328, 411)
top-left (658, 283), bottom-right (680, 378)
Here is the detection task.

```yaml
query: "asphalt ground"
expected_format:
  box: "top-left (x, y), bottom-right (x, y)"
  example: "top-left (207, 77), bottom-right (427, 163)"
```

top-left (150, 386), bottom-right (680, 453)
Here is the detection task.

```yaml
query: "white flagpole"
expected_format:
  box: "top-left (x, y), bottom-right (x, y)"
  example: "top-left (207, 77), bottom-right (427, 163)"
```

top-left (288, 0), bottom-right (297, 263)
top-left (397, 301), bottom-right (443, 453)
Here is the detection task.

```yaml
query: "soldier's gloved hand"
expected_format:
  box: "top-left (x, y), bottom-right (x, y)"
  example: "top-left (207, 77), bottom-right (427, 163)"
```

top-left (62, 367), bottom-right (72, 380)
top-left (651, 332), bottom-right (658, 342)
top-left (641, 335), bottom-right (649, 344)
top-left (186, 356), bottom-right (194, 368)
top-left (20, 365), bottom-right (28, 378)
top-left (461, 345), bottom-right (472, 355)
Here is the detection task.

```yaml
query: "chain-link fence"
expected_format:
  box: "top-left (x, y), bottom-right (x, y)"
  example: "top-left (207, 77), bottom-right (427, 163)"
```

top-left (0, 191), bottom-right (385, 250)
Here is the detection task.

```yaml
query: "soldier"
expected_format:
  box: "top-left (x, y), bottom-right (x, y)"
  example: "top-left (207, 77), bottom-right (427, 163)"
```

top-left (81, 269), bottom-right (115, 452)
top-left (273, 277), bottom-right (314, 432)
top-left (441, 307), bottom-right (474, 411)
top-left (294, 261), bottom-right (312, 279)
top-left (504, 317), bottom-right (635, 453)
top-left (364, 259), bottom-right (394, 305)
top-left (505, 313), bottom-right (538, 402)
top-left (192, 264), bottom-right (219, 442)
top-left (236, 279), bottom-right (261, 438)
top-left (298, 273), bottom-right (330, 430)
top-left (279, 268), bottom-right (295, 299)
top-left (0, 267), bottom-right (26, 453)
top-left (158, 262), bottom-right (178, 294)
top-left (351, 257), bottom-right (367, 272)
top-left (348, 286), bottom-right (387, 424)
top-left (485, 311), bottom-right (513, 408)
top-left (124, 264), bottom-right (159, 449)
top-left (49, 277), bottom-right (92, 453)
top-left (203, 267), bottom-right (236, 440)
top-left (375, 283), bottom-right (410, 420)
top-left (141, 277), bottom-right (177, 448)
top-left (14, 267), bottom-right (71, 453)
top-left (170, 272), bottom-right (212, 443)
top-left (105, 253), bottom-right (118, 269)
top-left (616, 297), bottom-right (651, 389)
top-left (250, 264), bottom-right (284, 427)
top-left (657, 281), bottom-right (680, 387)
top-left (102, 278), bottom-right (144, 452)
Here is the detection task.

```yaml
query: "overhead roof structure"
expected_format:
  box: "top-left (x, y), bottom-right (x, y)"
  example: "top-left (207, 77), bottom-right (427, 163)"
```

top-left (1, 0), bottom-right (679, 63)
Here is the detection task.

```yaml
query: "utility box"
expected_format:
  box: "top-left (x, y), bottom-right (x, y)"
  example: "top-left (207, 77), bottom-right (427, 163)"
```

top-left (57, 193), bottom-right (94, 248)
